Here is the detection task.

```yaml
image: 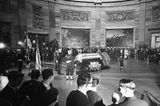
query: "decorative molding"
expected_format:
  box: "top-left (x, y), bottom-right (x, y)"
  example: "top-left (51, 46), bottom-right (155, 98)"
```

top-left (148, 28), bottom-right (160, 31)
top-left (32, 4), bottom-right (44, 29)
top-left (106, 10), bottom-right (135, 21)
top-left (152, 6), bottom-right (160, 21)
top-left (60, 9), bottom-right (89, 22)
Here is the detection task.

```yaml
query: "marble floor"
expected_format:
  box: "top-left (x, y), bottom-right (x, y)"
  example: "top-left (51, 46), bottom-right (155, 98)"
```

top-left (23, 58), bottom-right (160, 106)
top-left (48, 58), bottom-right (160, 106)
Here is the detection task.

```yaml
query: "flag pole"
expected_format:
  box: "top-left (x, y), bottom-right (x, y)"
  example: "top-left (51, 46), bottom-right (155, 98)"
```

top-left (35, 34), bottom-right (42, 72)
top-left (25, 31), bottom-right (30, 62)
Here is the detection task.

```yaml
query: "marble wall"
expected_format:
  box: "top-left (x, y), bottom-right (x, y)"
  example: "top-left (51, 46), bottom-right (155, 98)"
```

top-left (52, 0), bottom-right (160, 48)
top-left (0, 0), bottom-right (26, 47)
top-left (54, 0), bottom-right (139, 47)
top-left (1, 0), bottom-right (160, 48)
top-left (26, 0), bottom-right (49, 34)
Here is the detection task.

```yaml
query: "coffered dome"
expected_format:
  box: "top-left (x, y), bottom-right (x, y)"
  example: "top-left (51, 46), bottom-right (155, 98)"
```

top-left (62, 0), bottom-right (137, 3)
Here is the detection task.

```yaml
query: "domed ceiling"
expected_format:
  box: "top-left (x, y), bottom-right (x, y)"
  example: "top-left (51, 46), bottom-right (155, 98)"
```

top-left (63, 0), bottom-right (136, 3)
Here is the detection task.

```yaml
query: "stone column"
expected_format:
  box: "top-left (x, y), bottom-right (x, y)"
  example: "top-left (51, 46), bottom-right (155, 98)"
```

top-left (138, 2), bottom-right (146, 46)
top-left (94, 3), bottom-right (101, 47)
top-left (55, 3), bottom-right (61, 47)
top-left (48, 1), bottom-right (56, 41)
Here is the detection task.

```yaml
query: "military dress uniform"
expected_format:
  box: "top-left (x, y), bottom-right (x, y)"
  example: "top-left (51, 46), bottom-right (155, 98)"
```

top-left (119, 50), bottom-right (124, 71)
top-left (65, 51), bottom-right (74, 80)
top-left (54, 51), bottom-right (62, 75)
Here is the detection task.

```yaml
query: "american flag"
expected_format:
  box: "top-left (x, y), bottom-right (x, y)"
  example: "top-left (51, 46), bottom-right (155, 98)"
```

top-left (35, 35), bottom-right (42, 71)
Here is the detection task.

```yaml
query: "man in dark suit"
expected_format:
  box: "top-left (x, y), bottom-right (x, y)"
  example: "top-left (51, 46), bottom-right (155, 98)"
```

top-left (25, 69), bottom-right (59, 106)
top-left (40, 68), bottom-right (59, 106)
top-left (87, 77), bottom-right (105, 106)
top-left (117, 79), bottom-right (148, 106)
top-left (66, 72), bottom-right (93, 106)
top-left (0, 71), bottom-right (24, 106)
top-left (18, 69), bottom-right (41, 106)
top-left (55, 49), bottom-right (63, 75)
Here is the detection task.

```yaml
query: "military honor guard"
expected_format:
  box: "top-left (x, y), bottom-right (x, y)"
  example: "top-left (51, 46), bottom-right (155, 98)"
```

top-left (54, 49), bottom-right (62, 75)
top-left (65, 49), bottom-right (74, 80)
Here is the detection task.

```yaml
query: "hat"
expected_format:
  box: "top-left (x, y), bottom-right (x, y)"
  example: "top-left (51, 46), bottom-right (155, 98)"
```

top-left (120, 81), bottom-right (136, 90)
top-left (0, 76), bottom-right (9, 91)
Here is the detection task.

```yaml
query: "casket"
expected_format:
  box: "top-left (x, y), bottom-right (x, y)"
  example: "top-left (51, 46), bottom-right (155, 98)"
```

top-left (74, 53), bottom-right (103, 72)
top-left (75, 53), bottom-right (102, 63)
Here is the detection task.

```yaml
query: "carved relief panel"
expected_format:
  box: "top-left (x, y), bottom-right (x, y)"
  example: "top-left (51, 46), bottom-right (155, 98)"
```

top-left (152, 6), bottom-right (160, 21)
top-left (106, 10), bottom-right (135, 22)
top-left (60, 9), bottom-right (89, 22)
top-left (32, 5), bottom-right (44, 29)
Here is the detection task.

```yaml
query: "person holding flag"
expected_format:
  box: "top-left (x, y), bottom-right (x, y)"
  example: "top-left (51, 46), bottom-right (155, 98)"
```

top-left (24, 32), bottom-right (32, 50)
top-left (65, 49), bottom-right (74, 80)
top-left (24, 32), bottom-right (32, 68)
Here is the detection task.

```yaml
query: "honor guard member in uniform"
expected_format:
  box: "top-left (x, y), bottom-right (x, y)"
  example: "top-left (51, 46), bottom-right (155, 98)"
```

top-left (55, 48), bottom-right (62, 75)
top-left (119, 49), bottom-right (124, 71)
top-left (65, 49), bottom-right (74, 80)
top-left (16, 49), bottom-right (24, 73)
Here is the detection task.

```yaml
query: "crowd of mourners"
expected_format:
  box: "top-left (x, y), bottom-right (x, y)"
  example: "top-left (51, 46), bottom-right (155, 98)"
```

top-left (0, 46), bottom-right (159, 106)
top-left (0, 69), bottom-right (59, 106)
top-left (0, 46), bottom-right (160, 74)
top-left (0, 68), bottom-right (150, 106)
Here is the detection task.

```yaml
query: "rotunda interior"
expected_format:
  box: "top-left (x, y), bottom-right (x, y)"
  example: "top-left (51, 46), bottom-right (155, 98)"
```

top-left (0, 0), bottom-right (160, 106)
top-left (0, 0), bottom-right (159, 48)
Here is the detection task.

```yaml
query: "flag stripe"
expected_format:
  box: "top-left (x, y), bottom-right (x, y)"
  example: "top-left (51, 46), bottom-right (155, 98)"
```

top-left (35, 36), bottom-right (42, 71)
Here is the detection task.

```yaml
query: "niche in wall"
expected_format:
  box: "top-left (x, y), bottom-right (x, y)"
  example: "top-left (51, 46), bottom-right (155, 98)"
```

top-left (105, 28), bottom-right (134, 47)
top-left (61, 28), bottom-right (90, 48)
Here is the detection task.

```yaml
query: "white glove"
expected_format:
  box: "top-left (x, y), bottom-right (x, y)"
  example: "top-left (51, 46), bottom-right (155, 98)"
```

top-left (112, 92), bottom-right (120, 104)
top-left (66, 60), bottom-right (71, 63)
